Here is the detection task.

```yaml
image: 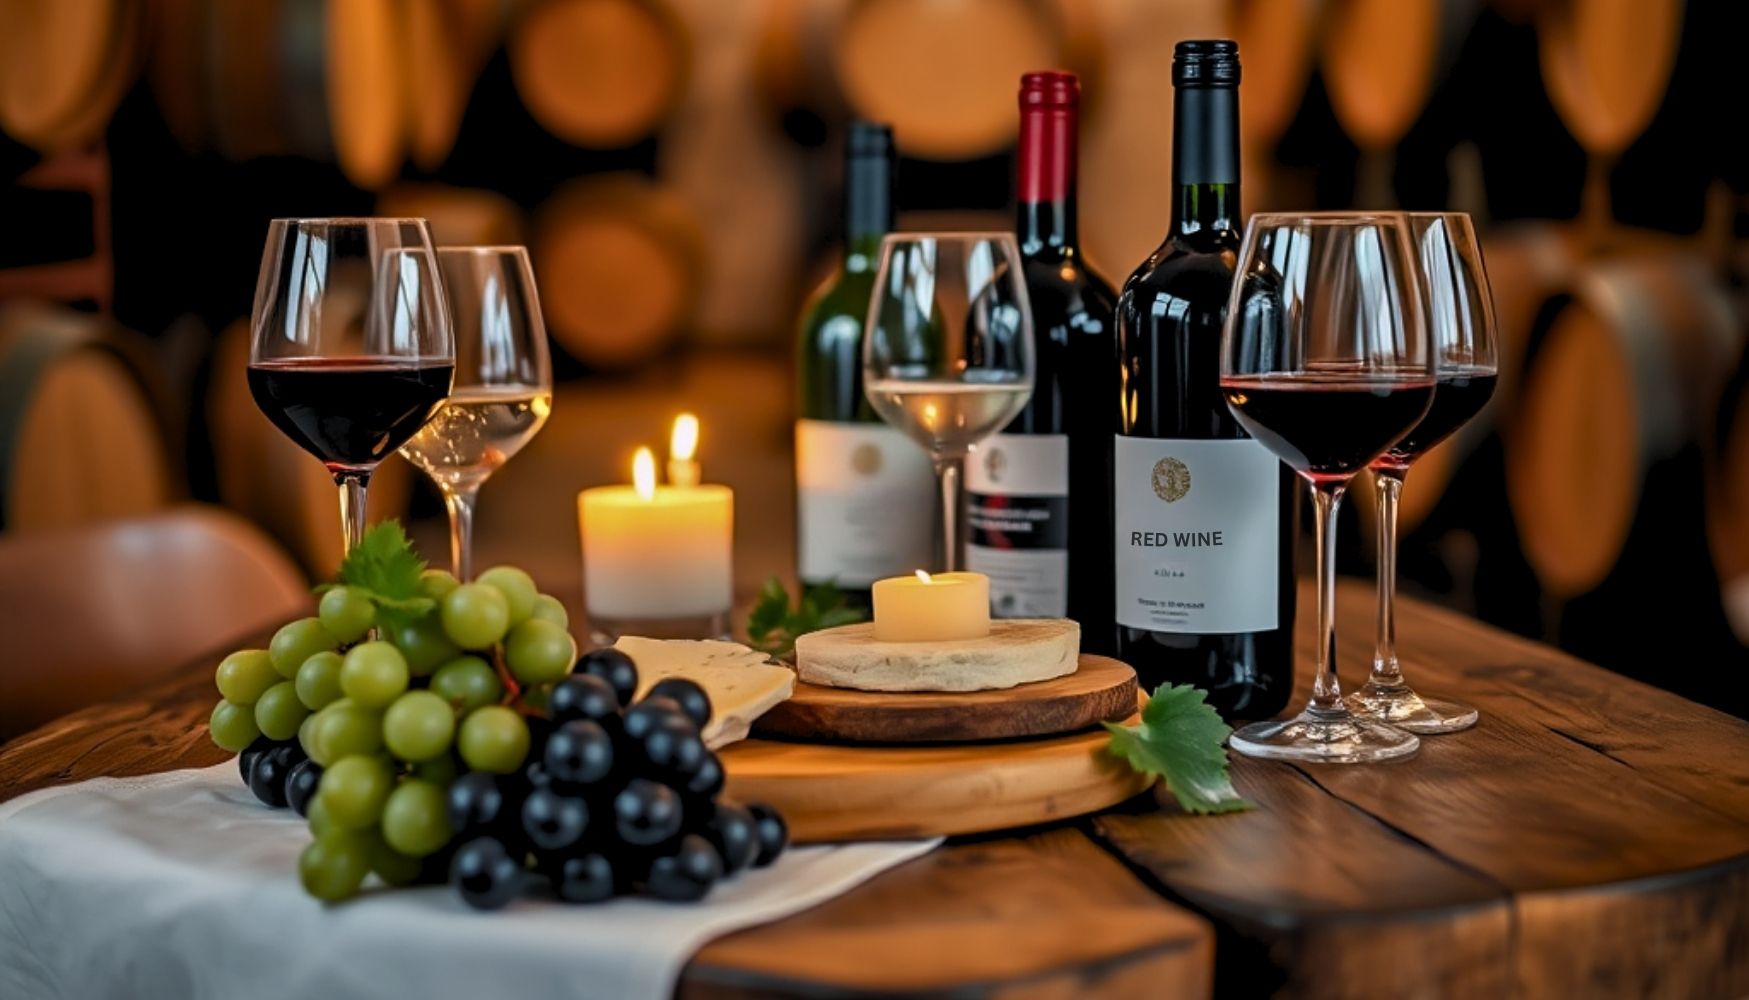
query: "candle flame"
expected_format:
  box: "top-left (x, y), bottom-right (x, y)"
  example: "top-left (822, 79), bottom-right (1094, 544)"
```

top-left (633, 447), bottom-right (657, 500)
top-left (670, 413), bottom-right (699, 462)
top-left (915, 569), bottom-right (932, 584)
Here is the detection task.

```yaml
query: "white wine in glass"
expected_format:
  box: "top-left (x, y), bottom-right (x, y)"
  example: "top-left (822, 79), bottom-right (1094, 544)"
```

top-left (400, 385), bottom-right (552, 492)
top-left (864, 376), bottom-right (1033, 455)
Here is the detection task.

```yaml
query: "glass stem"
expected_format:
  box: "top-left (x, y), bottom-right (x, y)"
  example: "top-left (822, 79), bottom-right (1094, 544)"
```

top-left (445, 487), bottom-right (480, 582)
top-left (336, 472), bottom-right (372, 555)
top-left (934, 452), bottom-right (966, 572)
top-left (1372, 469), bottom-right (1406, 688)
top-left (1310, 481), bottom-right (1347, 714)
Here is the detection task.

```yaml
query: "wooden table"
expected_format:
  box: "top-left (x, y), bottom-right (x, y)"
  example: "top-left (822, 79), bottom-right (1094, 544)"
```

top-left (4, 581), bottom-right (1745, 998)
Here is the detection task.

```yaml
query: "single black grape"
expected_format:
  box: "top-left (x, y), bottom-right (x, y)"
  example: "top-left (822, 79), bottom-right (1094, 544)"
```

top-left (639, 715), bottom-right (706, 779)
top-left (574, 648), bottom-right (639, 707)
top-left (646, 678), bottom-right (712, 728)
top-left (549, 674), bottom-right (623, 727)
top-left (705, 803), bottom-right (758, 875)
top-left (238, 735), bottom-right (274, 784)
top-left (545, 720), bottom-right (615, 787)
top-left (684, 752), bottom-right (725, 801)
top-left (248, 743), bottom-right (301, 808)
top-left (748, 803), bottom-right (788, 867)
top-left (284, 758), bottom-right (323, 817)
top-left (450, 837), bottom-right (524, 911)
top-left (521, 788), bottom-right (590, 853)
top-left (549, 852), bottom-right (618, 904)
top-left (622, 698), bottom-right (685, 741)
top-left (614, 778), bottom-right (683, 847)
top-left (645, 834), bottom-right (723, 902)
top-left (448, 772), bottom-right (512, 839)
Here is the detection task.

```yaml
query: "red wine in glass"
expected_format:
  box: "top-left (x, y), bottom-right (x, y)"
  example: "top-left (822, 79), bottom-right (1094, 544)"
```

top-left (1221, 374), bottom-right (1435, 483)
top-left (1371, 368), bottom-right (1497, 471)
top-left (248, 358), bottom-right (454, 472)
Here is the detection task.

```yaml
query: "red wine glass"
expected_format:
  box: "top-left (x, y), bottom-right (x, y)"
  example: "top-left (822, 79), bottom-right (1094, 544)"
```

top-left (248, 218), bottom-right (455, 557)
top-left (1220, 213), bottom-right (1434, 764)
top-left (1349, 213), bottom-right (1498, 734)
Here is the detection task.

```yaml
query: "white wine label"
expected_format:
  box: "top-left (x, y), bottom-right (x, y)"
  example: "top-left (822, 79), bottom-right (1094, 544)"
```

top-left (1113, 435), bottom-right (1280, 633)
top-left (796, 419), bottom-right (935, 587)
top-left (966, 433), bottom-right (1069, 617)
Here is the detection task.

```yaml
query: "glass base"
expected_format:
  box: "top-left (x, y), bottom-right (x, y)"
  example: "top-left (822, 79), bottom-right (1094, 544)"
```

top-left (587, 609), bottom-right (730, 648)
top-left (1346, 679), bottom-right (1479, 734)
top-left (1229, 706), bottom-right (1420, 764)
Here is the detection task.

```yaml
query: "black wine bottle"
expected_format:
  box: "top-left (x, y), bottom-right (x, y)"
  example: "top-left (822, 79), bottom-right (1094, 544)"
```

top-left (967, 71), bottom-right (1118, 653)
top-left (795, 122), bottom-right (934, 605)
top-left (1113, 41), bottom-right (1296, 719)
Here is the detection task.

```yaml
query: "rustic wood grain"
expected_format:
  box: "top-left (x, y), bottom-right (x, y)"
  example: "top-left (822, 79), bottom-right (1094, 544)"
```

top-left (754, 655), bottom-right (1138, 743)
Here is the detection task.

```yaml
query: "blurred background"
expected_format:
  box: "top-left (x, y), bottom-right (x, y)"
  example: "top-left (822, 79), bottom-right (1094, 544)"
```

top-left (2, 0), bottom-right (1746, 729)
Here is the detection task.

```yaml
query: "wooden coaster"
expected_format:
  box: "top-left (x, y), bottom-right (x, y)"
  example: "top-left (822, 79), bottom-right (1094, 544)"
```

top-left (754, 655), bottom-right (1139, 743)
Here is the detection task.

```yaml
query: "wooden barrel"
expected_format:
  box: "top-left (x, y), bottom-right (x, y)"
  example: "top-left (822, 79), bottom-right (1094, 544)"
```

top-left (509, 0), bottom-right (689, 149)
top-left (1234, 0), bottom-right (1320, 148)
top-left (532, 175), bottom-right (704, 369)
top-left (0, 0), bottom-right (146, 152)
top-left (1319, 0), bottom-right (1481, 151)
top-left (403, 0), bottom-right (508, 170)
top-left (1537, 0), bottom-right (1685, 158)
top-left (206, 321), bottom-right (414, 579)
top-left (1506, 256), bottom-right (1739, 598)
top-left (376, 185), bottom-right (526, 247)
top-left (0, 303), bottom-right (175, 533)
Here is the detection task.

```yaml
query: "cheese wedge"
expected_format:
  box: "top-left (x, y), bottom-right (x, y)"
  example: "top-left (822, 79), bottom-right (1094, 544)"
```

top-left (611, 636), bottom-right (795, 747)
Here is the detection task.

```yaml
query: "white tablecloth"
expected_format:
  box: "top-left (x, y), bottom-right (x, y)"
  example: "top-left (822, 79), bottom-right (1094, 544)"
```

top-left (0, 763), bottom-right (939, 1000)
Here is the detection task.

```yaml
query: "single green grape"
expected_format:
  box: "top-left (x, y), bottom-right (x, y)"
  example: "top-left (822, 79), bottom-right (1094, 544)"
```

top-left (368, 835), bottom-right (424, 886)
top-left (504, 619), bottom-right (575, 685)
top-left (381, 780), bottom-right (452, 857)
top-left (318, 586), bottom-right (377, 644)
top-left (389, 614), bottom-right (461, 676)
top-left (254, 681), bottom-right (310, 741)
top-left (477, 566), bottom-right (538, 626)
top-left (311, 699), bottom-right (383, 764)
top-left (269, 618), bottom-right (339, 679)
top-left (458, 705), bottom-right (529, 773)
top-left (414, 752), bottom-right (459, 786)
top-left (215, 650), bottom-right (279, 705)
top-left (317, 754), bottom-right (394, 829)
top-left (429, 656), bottom-right (503, 713)
top-left (383, 690), bottom-right (456, 763)
top-left (340, 641), bottom-right (409, 709)
top-left (299, 832), bottom-right (371, 901)
top-left (442, 583), bottom-right (511, 650)
top-left (529, 594), bottom-right (569, 629)
top-left (298, 712), bottom-right (323, 761)
top-left (306, 794), bottom-right (336, 839)
top-left (418, 568), bottom-right (460, 600)
top-left (295, 651), bottom-right (345, 710)
top-left (209, 700), bottom-right (261, 752)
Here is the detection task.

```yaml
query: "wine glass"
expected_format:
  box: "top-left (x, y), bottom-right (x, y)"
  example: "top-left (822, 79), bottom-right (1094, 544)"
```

top-left (1348, 213), bottom-right (1498, 733)
top-left (862, 233), bottom-right (1035, 571)
top-left (248, 218), bottom-right (454, 556)
top-left (1220, 212), bottom-right (1434, 764)
top-left (398, 246), bottom-right (553, 581)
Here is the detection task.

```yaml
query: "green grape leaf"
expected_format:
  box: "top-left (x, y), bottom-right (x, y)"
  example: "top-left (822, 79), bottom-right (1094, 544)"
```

top-left (746, 577), bottom-right (791, 647)
top-left (746, 577), bottom-right (865, 659)
top-left (335, 521), bottom-right (427, 602)
top-left (1104, 684), bottom-right (1254, 815)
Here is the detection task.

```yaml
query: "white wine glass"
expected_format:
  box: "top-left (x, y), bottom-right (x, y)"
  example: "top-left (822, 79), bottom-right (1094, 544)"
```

top-left (863, 233), bottom-right (1035, 571)
top-left (399, 246), bottom-right (553, 580)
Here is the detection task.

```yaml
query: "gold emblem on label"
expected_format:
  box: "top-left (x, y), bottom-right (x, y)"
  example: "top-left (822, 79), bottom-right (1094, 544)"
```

top-left (851, 442), bottom-right (883, 476)
top-left (1152, 457), bottom-right (1190, 502)
top-left (984, 446), bottom-right (1005, 483)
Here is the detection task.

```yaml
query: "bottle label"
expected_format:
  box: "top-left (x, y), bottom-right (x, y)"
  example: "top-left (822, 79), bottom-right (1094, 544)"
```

top-left (966, 433), bottom-right (1069, 617)
top-left (796, 419), bottom-right (935, 587)
top-left (1113, 435), bottom-right (1279, 633)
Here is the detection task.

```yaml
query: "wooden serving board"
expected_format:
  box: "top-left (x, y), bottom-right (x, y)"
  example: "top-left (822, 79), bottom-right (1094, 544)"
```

top-left (720, 719), bottom-right (1153, 843)
top-left (754, 654), bottom-right (1139, 743)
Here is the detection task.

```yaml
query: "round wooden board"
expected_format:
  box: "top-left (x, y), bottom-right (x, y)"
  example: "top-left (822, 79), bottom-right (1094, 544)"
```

top-left (755, 654), bottom-right (1138, 743)
top-left (721, 719), bottom-right (1152, 844)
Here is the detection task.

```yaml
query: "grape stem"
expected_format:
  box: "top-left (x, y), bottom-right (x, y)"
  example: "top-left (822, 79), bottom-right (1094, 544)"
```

top-left (493, 651), bottom-right (522, 703)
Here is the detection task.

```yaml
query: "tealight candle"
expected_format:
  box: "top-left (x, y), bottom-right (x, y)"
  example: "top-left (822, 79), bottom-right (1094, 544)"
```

top-left (579, 446), bottom-right (732, 642)
top-left (871, 570), bottom-right (991, 642)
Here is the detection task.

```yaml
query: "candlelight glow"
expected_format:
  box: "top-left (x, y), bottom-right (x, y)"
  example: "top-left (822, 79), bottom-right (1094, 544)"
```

top-left (633, 447), bottom-right (657, 500)
top-left (915, 569), bottom-right (932, 584)
top-left (671, 413), bottom-right (699, 462)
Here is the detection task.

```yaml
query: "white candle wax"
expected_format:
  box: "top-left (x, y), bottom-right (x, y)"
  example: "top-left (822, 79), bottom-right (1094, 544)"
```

top-left (871, 571), bottom-right (991, 642)
top-left (579, 484), bottom-right (733, 619)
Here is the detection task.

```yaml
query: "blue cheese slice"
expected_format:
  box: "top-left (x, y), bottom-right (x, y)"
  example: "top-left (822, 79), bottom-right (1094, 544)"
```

top-left (611, 637), bottom-right (795, 747)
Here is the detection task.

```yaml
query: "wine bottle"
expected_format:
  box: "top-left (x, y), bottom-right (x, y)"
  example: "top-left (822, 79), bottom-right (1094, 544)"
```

top-left (1112, 41), bottom-right (1296, 719)
top-left (795, 122), bottom-right (935, 605)
top-left (966, 71), bottom-right (1118, 652)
